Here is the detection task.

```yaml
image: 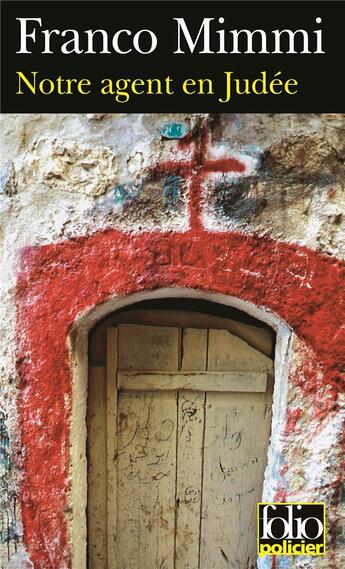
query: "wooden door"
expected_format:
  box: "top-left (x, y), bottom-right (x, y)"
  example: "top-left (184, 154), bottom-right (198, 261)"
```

top-left (87, 323), bottom-right (273, 569)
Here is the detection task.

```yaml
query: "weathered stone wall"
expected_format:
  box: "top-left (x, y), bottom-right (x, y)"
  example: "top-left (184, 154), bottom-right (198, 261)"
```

top-left (0, 113), bottom-right (344, 568)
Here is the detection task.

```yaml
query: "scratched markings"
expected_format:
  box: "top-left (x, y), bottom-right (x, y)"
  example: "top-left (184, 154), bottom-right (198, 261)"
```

top-left (117, 391), bottom-right (177, 569)
top-left (88, 323), bottom-right (273, 569)
top-left (200, 395), bottom-right (272, 569)
top-left (175, 392), bottom-right (205, 569)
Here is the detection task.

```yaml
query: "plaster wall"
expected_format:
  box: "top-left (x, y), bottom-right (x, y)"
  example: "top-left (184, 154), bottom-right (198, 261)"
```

top-left (0, 113), bottom-right (344, 568)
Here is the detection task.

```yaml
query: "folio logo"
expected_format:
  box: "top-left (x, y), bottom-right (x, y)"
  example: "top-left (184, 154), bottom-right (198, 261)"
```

top-left (257, 503), bottom-right (326, 556)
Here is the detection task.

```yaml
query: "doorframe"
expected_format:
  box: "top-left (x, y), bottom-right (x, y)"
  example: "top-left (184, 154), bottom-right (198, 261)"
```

top-left (68, 288), bottom-right (292, 569)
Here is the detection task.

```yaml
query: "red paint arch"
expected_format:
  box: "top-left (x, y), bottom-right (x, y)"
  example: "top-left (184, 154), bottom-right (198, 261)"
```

top-left (16, 228), bottom-right (345, 568)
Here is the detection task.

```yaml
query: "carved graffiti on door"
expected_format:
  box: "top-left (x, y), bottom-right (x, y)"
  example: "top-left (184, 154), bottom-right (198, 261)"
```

top-left (87, 323), bottom-right (273, 568)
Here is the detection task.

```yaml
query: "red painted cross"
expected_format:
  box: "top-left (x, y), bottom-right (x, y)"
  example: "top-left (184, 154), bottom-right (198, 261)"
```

top-left (149, 129), bottom-right (248, 231)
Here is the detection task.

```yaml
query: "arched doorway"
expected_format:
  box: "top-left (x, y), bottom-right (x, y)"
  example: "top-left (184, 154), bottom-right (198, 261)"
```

top-left (87, 299), bottom-right (275, 569)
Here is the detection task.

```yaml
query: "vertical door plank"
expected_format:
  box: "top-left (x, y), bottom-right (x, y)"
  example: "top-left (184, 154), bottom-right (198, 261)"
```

top-left (89, 324), bottom-right (107, 364)
top-left (199, 392), bottom-right (272, 569)
top-left (175, 391), bottom-right (205, 569)
top-left (106, 328), bottom-right (118, 568)
top-left (117, 390), bottom-right (177, 569)
top-left (87, 366), bottom-right (107, 569)
top-left (181, 328), bottom-right (208, 371)
top-left (175, 327), bottom-right (207, 568)
top-left (200, 329), bottom-right (273, 568)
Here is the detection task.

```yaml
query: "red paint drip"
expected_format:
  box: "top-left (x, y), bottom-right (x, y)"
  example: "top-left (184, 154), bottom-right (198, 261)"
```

top-left (188, 175), bottom-right (204, 231)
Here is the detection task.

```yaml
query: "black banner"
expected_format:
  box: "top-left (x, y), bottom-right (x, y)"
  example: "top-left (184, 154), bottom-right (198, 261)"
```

top-left (1, 1), bottom-right (344, 113)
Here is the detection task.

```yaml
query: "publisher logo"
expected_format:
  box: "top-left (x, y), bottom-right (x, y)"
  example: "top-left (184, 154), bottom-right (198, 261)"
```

top-left (257, 503), bottom-right (326, 556)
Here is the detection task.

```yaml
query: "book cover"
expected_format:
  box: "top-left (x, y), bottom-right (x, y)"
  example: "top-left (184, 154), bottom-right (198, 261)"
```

top-left (0, 1), bottom-right (344, 568)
